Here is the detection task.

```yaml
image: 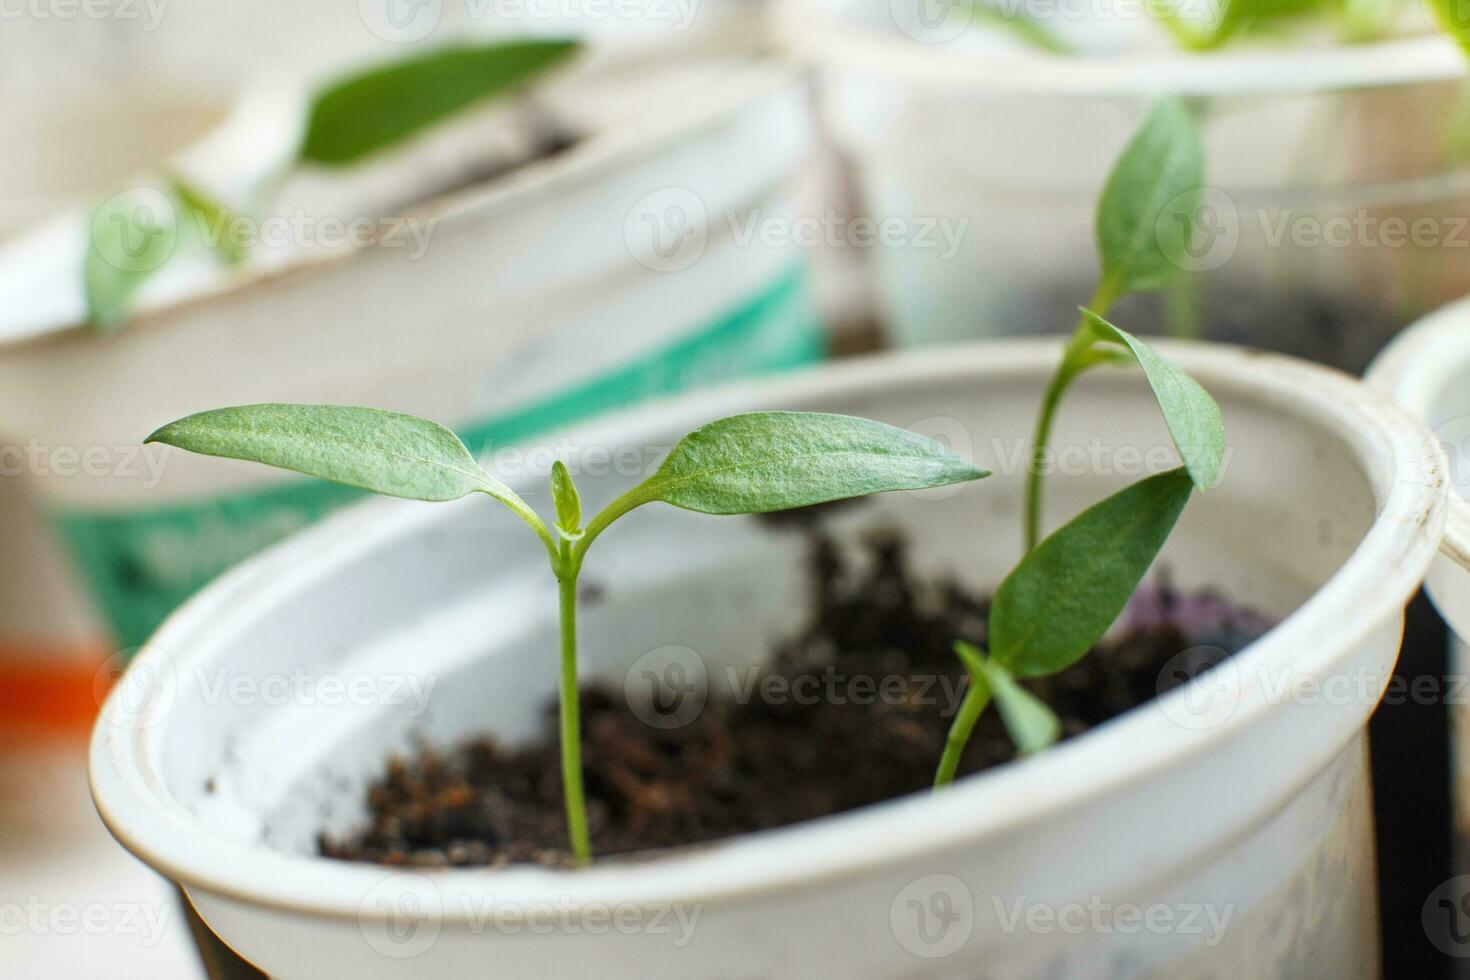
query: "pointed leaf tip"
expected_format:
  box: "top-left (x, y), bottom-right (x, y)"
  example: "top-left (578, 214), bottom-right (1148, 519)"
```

top-left (1080, 310), bottom-right (1225, 491)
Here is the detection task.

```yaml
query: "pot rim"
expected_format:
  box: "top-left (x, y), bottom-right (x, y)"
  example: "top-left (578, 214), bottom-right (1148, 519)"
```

top-left (91, 339), bottom-right (1446, 917)
top-left (777, 0), bottom-right (1466, 97)
top-left (1366, 296), bottom-right (1470, 576)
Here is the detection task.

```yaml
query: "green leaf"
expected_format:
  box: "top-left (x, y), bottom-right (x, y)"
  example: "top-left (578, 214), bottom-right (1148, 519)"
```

top-left (991, 469), bottom-right (1195, 678)
top-left (964, 1), bottom-right (1072, 52)
top-left (170, 175), bottom-right (245, 266)
top-left (955, 644), bottom-right (1059, 756)
top-left (551, 460), bottom-right (582, 536)
top-left (1094, 97), bottom-right (1204, 302)
top-left (1428, 0), bottom-right (1470, 48)
top-left (1080, 310), bottom-right (1225, 490)
top-left (301, 39), bottom-right (581, 166)
top-left (625, 411), bottom-right (990, 516)
top-left (145, 404), bottom-right (511, 503)
top-left (85, 187), bottom-right (179, 332)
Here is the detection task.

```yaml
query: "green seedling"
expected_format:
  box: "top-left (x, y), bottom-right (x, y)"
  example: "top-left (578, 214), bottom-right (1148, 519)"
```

top-left (937, 101), bottom-right (1227, 776)
top-left (145, 406), bottom-right (989, 865)
top-left (1024, 98), bottom-right (1220, 551)
top-left (934, 468), bottom-right (1201, 784)
top-left (86, 38), bottom-right (581, 328)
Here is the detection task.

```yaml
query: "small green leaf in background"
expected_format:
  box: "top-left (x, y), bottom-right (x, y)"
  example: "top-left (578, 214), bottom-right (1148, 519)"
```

top-left (955, 643), bottom-right (1060, 756)
top-left (627, 411), bottom-right (991, 516)
top-left (170, 176), bottom-right (245, 266)
top-left (1095, 97), bottom-right (1204, 304)
top-left (1428, 0), bottom-right (1470, 48)
top-left (85, 187), bottom-right (179, 332)
top-left (551, 459), bottom-right (582, 537)
top-left (991, 468), bottom-right (1195, 677)
top-left (964, 1), bottom-right (1072, 52)
top-left (145, 404), bottom-right (511, 503)
top-left (1080, 311), bottom-right (1225, 490)
top-left (1333, 0), bottom-right (1399, 41)
top-left (301, 39), bottom-right (582, 166)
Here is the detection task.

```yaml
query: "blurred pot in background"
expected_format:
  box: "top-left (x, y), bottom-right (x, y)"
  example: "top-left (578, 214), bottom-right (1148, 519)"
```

top-left (781, 0), bottom-right (1470, 373)
top-left (0, 26), bottom-right (824, 661)
top-left (1369, 297), bottom-right (1470, 962)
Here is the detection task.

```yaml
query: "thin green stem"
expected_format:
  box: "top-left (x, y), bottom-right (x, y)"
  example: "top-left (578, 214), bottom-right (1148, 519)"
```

top-left (487, 488), bottom-right (561, 567)
top-left (934, 672), bottom-right (993, 789)
top-left (557, 540), bottom-right (592, 866)
top-left (1163, 271), bottom-right (1201, 341)
top-left (571, 486), bottom-right (648, 575)
top-left (1023, 284), bottom-right (1118, 552)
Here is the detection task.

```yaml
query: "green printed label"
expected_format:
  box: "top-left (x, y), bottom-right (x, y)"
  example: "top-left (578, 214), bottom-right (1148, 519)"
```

top-left (54, 267), bottom-right (825, 649)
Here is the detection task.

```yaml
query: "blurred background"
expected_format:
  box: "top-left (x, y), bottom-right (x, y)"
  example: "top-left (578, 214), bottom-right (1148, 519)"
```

top-left (3, 0), bottom-right (1470, 974)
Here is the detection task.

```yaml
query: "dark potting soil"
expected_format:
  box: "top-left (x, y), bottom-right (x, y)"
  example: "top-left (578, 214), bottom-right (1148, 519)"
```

top-left (319, 519), bottom-right (1272, 870)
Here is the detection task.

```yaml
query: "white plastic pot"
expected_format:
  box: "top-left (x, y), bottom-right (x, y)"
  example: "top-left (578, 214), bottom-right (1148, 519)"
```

top-left (1367, 298), bottom-right (1470, 888)
top-left (0, 59), bottom-right (823, 661)
top-left (93, 340), bottom-right (1444, 978)
top-left (780, 0), bottom-right (1470, 370)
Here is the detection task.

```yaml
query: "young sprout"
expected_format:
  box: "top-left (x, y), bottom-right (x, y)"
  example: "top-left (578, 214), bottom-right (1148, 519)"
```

top-left (1025, 98), bottom-right (1217, 551)
top-left (934, 468), bottom-right (1201, 785)
top-left (941, 110), bottom-right (1229, 775)
top-left (146, 406), bottom-right (989, 865)
top-left (87, 39), bottom-right (582, 329)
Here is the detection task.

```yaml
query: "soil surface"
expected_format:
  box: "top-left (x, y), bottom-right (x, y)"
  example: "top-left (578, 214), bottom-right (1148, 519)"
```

top-left (320, 519), bottom-right (1271, 869)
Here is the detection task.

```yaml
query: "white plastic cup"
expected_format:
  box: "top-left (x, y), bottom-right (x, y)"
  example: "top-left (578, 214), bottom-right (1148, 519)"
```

top-left (93, 339), bottom-right (1444, 977)
top-left (781, 0), bottom-right (1470, 372)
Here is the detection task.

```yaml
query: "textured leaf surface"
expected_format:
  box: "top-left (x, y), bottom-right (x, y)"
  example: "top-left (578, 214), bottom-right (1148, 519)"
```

top-left (1082, 311), bottom-right (1225, 490)
top-left (633, 412), bottom-right (990, 515)
top-left (146, 404), bottom-right (508, 502)
top-left (1095, 98), bottom-right (1204, 299)
top-left (991, 469), bottom-right (1195, 677)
